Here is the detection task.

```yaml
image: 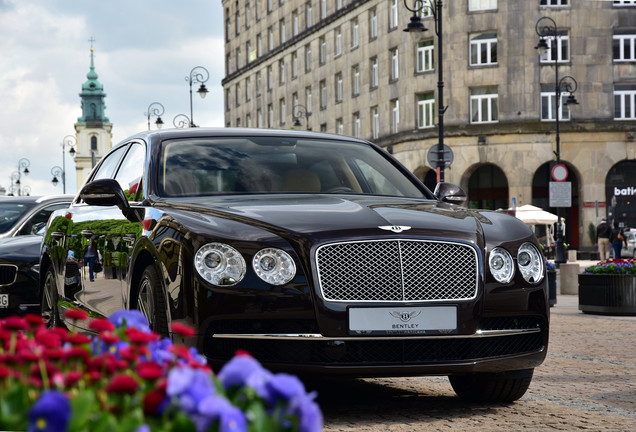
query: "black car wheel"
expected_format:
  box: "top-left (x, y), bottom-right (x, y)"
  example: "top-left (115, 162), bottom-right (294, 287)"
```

top-left (448, 368), bottom-right (534, 403)
top-left (136, 264), bottom-right (169, 337)
top-left (41, 267), bottom-right (61, 328)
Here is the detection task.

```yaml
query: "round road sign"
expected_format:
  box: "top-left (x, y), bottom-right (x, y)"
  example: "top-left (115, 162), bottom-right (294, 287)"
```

top-left (551, 164), bottom-right (568, 182)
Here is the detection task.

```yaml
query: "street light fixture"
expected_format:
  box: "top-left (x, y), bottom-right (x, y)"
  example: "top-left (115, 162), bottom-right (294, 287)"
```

top-left (55, 135), bottom-right (77, 194)
top-left (14, 158), bottom-right (31, 196)
top-left (145, 102), bottom-right (165, 130)
top-left (51, 166), bottom-right (63, 189)
top-left (186, 66), bottom-right (210, 127)
top-left (292, 104), bottom-right (310, 129)
top-left (173, 114), bottom-right (192, 129)
top-left (403, 0), bottom-right (446, 184)
top-left (535, 16), bottom-right (579, 265)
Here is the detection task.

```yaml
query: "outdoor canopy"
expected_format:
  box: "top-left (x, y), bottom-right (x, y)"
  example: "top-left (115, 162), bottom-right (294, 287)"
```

top-left (510, 204), bottom-right (559, 225)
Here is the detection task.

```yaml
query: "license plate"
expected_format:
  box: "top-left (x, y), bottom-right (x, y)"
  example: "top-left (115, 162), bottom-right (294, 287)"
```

top-left (349, 306), bottom-right (457, 334)
top-left (0, 294), bottom-right (8, 308)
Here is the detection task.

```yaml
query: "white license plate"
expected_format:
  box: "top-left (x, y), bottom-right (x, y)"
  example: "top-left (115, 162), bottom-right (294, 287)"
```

top-left (0, 294), bottom-right (8, 308)
top-left (349, 306), bottom-right (457, 334)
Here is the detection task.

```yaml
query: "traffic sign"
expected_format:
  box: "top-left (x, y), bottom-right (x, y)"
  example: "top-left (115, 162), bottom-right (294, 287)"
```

top-left (426, 144), bottom-right (453, 169)
top-left (551, 164), bottom-right (568, 182)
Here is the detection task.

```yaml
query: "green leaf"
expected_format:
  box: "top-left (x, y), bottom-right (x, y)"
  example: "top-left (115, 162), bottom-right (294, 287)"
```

top-left (67, 391), bottom-right (98, 432)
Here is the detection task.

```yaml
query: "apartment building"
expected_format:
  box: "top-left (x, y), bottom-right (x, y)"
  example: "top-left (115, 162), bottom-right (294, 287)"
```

top-left (222, 0), bottom-right (636, 250)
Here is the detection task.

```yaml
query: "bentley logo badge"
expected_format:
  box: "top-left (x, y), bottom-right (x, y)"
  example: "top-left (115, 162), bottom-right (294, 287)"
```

top-left (378, 225), bottom-right (411, 233)
top-left (390, 311), bottom-right (421, 322)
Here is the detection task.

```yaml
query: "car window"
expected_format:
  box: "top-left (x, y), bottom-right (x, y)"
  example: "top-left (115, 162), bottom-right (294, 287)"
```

top-left (114, 142), bottom-right (145, 201)
top-left (92, 144), bottom-right (130, 182)
top-left (17, 203), bottom-right (70, 236)
top-left (159, 137), bottom-right (428, 198)
top-left (0, 202), bottom-right (35, 234)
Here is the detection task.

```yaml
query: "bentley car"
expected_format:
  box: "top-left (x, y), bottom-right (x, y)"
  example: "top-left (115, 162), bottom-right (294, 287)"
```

top-left (39, 128), bottom-right (549, 402)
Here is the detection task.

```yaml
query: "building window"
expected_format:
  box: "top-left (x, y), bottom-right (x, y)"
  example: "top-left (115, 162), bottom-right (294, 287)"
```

top-left (267, 0), bottom-right (273, 13)
top-left (226, 89), bottom-right (231, 112)
top-left (321, 0), bottom-right (327, 19)
top-left (246, 77), bottom-right (252, 101)
top-left (469, 0), bottom-right (497, 10)
top-left (226, 54), bottom-right (232, 75)
top-left (256, 0), bottom-right (261, 20)
top-left (257, 108), bottom-right (263, 127)
top-left (268, 104), bottom-right (274, 128)
top-left (418, 93), bottom-right (435, 128)
top-left (470, 33), bottom-right (498, 66)
top-left (245, 1), bottom-right (251, 28)
top-left (353, 112), bottom-right (361, 137)
top-left (369, 9), bottom-right (378, 39)
top-left (256, 71), bottom-right (262, 96)
top-left (320, 80), bottom-right (327, 109)
top-left (389, 0), bottom-right (398, 30)
top-left (268, 26), bottom-right (274, 50)
top-left (319, 36), bottom-right (327, 65)
top-left (246, 113), bottom-right (252, 128)
top-left (372, 106), bottom-right (379, 139)
top-left (267, 65), bottom-right (273, 90)
top-left (540, 0), bottom-right (569, 6)
top-left (539, 31), bottom-right (569, 63)
top-left (292, 92), bottom-right (298, 112)
top-left (280, 19), bottom-right (286, 43)
top-left (235, 84), bottom-right (241, 107)
top-left (305, 44), bottom-right (312, 71)
top-left (352, 65), bottom-right (360, 96)
top-left (235, 9), bottom-right (241, 36)
top-left (335, 72), bottom-right (343, 103)
top-left (257, 34), bottom-right (262, 56)
top-left (293, 10), bottom-right (299, 36)
top-left (337, 0), bottom-right (343, 10)
top-left (236, 117), bottom-right (241, 127)
top-left (236, 48), bottom-right (242, 69)
top-left (336, 118), bottom-right (344, 134)
top-left (226, 15), bottom-right (231, 42)
top-left (247, 41), bottom-right (252, 63)
top-left (351, 18), bottom-right (359, 48)
top-left (370, 57), bottom-right (379, 88)
top-left (320, 123), bottom-right (327, 132)
top-left (292, 52), bottom-right (298, 78)
top-left (541, 86), bottom-right (571, 121)
top-left (615, 85), bottom-right (636, 119)
top-left (306, 86), bottom-right (313, 113)
top-left (391, 99), bottom-right (399, 133)
top-left (613, 32), bottom-right (636, 62)
top-left (279, 59), bottom-right (285, 84)
top-left (91, 136), bottom-right (98, 151)
top-left (417, 0), bottom-right (433, 17)
top-left (390, 47), bottom-right (399, 81)
top-left (335, 27), bottom-right (342, 56)
top-left (280, 98), bottom-right (286, 125)
top-left (306, 2), bottom-right (313, 27)
top-left (470, 87), bottom-right (498, 123)
top-left (417, 40), bottom-right (434, 72)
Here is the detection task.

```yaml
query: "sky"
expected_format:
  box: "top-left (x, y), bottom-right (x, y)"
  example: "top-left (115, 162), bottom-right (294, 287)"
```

top-left (0, 0), bottom-right (225, 196)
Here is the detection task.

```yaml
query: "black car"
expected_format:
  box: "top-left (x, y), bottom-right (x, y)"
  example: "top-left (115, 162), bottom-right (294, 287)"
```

top-left (0, 195), bottom-right (73, 315)
top-left (40, 128), bottom-right (549, 402)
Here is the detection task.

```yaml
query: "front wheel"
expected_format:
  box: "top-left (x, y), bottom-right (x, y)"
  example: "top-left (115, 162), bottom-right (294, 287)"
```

top-left (448, 368), bottom-right (534, 403)
top-left (135, 264), bottom-right (169, 337)
top-left (41, 267), bottom-right (61, 328)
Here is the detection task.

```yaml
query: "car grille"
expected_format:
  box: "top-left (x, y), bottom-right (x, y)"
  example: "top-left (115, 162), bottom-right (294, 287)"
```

top-left (316, 240), bottom-right (478, 302)
top-left (0, 265), bottom-right (17, 286)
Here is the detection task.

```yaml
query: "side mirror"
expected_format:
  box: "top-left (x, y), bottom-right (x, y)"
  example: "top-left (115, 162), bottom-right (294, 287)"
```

top-left (31, 222), bottom-right (47, 235)
top-left (434, 182), bottom-right (467, 205)
top-left (79, 179), bottom-right (143, 222)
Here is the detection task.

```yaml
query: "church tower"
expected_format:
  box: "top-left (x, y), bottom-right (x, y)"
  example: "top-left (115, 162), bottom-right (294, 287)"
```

top-left (74, 42), bottom-right (113, 187)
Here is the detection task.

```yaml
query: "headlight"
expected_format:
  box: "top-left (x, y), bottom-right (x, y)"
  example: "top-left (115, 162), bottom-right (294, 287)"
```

top-left (489, 247), bottom-right (514, 283)
top-left (517, 242), bottom-right (544, 284)
top-left (252, 248), bottom-right (296, 285)
top-left (195, 243), bottom-right (246, 286)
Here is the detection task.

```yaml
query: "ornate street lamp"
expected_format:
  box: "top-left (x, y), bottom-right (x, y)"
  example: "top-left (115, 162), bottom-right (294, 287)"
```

top-left (14, 158), bottom-right (31, 196)
top-left (292, 104), bottom-right (310, 129)
top-left (51, 166), bottom-right (64, 189)
top-left (186, 66), bottom-right (210, 127)
top-left (403, 0), bottom-right (446, 184)
top-left (173, 114), bottom-right (192, 129)
top-left (145, 102), bottom-right (165, 130)
top-left (57, 135), bottom-right (77, 194)
top-left (535, 16), bottom-right (579, 265)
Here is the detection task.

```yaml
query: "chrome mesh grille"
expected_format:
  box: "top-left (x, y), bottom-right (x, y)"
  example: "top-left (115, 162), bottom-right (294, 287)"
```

top-left (316, 240), bottom-right (478, 302)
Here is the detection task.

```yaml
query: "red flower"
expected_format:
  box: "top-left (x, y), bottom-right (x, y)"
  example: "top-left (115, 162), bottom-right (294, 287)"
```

top-left (63, 347), bottom-right (90, 362)
top-left (64, 309), bottom-right (89, 321)
top-left (2, 316), bottom-right (29, 331)
top-left (67, 333), bottom-right (92, 345)
top-left (35, 329), bottom-right (63, 349)
top-left (16, 348), bottom-right (39, 363)
top-left (171, 322), bottom-right (196, 337)
top-left (105, 374), bottom-right (139, 394)
top-left (24, 313), bottom-right (45, 328)
top-left (235, 349), bottom-right (252, 357)
top-left (100, 332), bottom-right (120, 345)
top-left (0, 364), bottom-right (11, 379)
top-left (65, 371), bottom-right (82, 387)
top-left (137, 361), bottom-right (164, 380)
top-left (169, 344), bottom-right (193, 362)
top-left (125, 327), bottom-right (159, 344)
top-left (89, 318), bottom-right (115, 333)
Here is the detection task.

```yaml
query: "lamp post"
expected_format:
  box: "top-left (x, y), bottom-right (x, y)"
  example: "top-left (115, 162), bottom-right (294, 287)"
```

top-left (186, 66), bottom-right (210, 127)
top-left (292, 104), bottom-right (310, 129)
top-left (403, 0), bottom-right (446, 183)
top-left (535, 16), bottom-right (579, 264)
top-left (51, 166), bottom-right (64, 191)
top-left (9, 172), bottom-right (20, 196)
top-left (15, 158), bottom-right (30, 196)
top-left (145, 102), bottom-right (165, 130)
top-left (173, 114), bottom-right (192, 129)
top-left (58, 135), bottom-right (77, 194)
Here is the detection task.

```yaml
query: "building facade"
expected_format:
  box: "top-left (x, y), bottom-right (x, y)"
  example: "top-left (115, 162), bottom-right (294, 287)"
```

top-left (222, 0), bottom-right (636, 251)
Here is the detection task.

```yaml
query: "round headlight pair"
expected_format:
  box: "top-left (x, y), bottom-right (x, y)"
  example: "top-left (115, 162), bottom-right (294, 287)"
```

top-left (194, 243), bottom-right (296, 286)
top-left (489, 243), bottom-right (544, 284)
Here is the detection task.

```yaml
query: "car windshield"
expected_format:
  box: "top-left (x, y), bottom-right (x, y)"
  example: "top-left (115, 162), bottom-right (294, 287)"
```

top-left (158, 137), bottom-right (429, 198)
top-left (0, 202), bottom-right (35, 234)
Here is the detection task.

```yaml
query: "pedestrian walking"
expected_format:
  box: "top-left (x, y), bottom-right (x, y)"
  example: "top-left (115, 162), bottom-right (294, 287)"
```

top-left (83, 236), bottom-right (98, 282)
top-left (609, 221), bottom-right (627, 259)
top-left (596, 218), bottom-right (611, 261)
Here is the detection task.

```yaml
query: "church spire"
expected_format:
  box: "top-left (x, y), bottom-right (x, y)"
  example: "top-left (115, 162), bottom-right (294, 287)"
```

top-left (78, 38), bottom-right (110, 125)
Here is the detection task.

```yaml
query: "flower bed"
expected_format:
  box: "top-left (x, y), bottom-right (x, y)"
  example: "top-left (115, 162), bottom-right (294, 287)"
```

top-left (0, 310), bottom-right (322, 432)
top-left (579, 258), bottom-right (636, 316)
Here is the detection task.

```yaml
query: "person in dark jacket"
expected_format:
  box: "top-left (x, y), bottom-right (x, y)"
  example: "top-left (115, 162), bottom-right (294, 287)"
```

top-left (609, 221), bottom-right (628, 259)
top-left (83, 237), bottom-right (98, 282)
top-left (595, 218), bottom-right (611, 261)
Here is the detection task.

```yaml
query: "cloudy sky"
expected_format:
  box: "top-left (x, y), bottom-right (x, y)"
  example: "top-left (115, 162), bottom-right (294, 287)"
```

top-left (0, 0), bottom-right (224, 196)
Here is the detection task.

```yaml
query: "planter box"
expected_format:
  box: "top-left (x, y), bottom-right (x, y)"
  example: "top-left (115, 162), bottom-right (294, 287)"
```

top-left (578, 274), bottom-right (636, 316)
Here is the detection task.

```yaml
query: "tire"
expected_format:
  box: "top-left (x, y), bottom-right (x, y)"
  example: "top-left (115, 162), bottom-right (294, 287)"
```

top-left (448, 368), bottom-right (534, 403)
top-left (135, 264), bottom-right (169, 337)
top-left (41, 267), bottom-right (62, 328)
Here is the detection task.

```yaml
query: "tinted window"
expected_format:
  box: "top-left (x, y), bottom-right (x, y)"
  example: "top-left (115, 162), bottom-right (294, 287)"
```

top-left (92, 144), bottom-right (129, 182)
top-left (114, 142), bottom-right (145, 201)
top-left (17, 203), bottom-right (70, 235)
top-left (0, 202), bottom-right (35, 234)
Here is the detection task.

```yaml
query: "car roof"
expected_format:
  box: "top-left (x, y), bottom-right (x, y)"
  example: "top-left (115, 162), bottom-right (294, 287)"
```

top-left (0, 195), bottom-right (75, 204)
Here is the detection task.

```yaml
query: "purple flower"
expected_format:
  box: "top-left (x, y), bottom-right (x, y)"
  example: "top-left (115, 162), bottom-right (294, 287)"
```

top-left (198, 395), bottom-right (247, 432)
top-left (293, 396), bottom-right (323, 432)
top-left (109, 310), bottom-right (150, 331)
top-left (218, 355), bottom-right (271, 390)
top-left (167, 367), bottom-right (216, 414)
top-left (28, 390), bottom-right (71, 432)
top-left (263, 373), bottom-right (307, 405)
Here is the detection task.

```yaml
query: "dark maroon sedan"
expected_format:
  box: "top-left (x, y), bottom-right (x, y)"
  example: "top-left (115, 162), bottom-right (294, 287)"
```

top-left (40, 128), bottom-right (548, 402)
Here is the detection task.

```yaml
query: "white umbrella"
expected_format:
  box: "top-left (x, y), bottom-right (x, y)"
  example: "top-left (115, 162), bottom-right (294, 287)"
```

top-left (510, 204), bottom-right (559, 225)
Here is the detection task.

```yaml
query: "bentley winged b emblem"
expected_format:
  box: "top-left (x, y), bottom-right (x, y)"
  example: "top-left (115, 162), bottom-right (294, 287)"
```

top-left (378, 225), bottom-right (412, 233)
top-left (390, 311), bottom-right (422, 322)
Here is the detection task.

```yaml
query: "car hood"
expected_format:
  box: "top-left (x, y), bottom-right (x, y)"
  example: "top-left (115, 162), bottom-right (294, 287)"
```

top-left (160, 195), bottom-right (528, 244)
top-left (0, 235), bottom-right (42, 261)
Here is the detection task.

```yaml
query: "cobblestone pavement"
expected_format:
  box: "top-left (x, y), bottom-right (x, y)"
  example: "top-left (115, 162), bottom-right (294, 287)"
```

top-left (312, 294), bottom-right (636, 431)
